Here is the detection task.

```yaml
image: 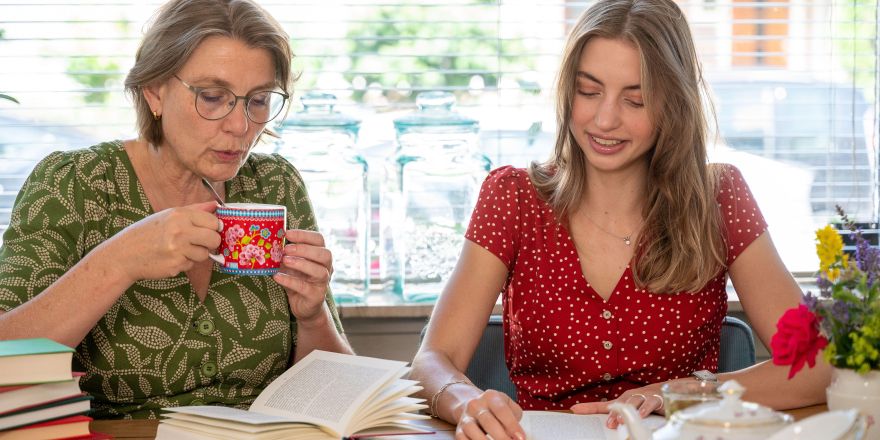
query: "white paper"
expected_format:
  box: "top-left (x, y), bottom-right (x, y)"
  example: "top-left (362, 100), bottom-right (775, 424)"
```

top-left (519, 411), bottom-right (665, 440)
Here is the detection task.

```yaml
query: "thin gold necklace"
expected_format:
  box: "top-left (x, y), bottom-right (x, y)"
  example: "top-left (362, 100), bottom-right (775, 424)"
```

top-left (582, 211), bottom-right (641, 246)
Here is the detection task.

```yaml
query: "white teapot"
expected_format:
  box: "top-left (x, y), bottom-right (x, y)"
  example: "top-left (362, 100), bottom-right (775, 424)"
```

top-left (610, 380), bottom-right (793, 440)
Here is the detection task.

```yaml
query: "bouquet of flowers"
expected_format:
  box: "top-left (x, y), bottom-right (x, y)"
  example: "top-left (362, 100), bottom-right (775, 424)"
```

top-left (771, 209), bottom-right (880, 378)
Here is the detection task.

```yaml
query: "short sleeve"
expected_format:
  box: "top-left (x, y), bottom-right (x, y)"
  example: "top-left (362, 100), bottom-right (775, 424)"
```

top-left (270, 154), bottom-right (345, 337)
top-left (0, 151), bottom-right (85, 311)
top-left (716, 164), bottom-right (768, 266)
top-left (465, 166), bottom-right (525, 269)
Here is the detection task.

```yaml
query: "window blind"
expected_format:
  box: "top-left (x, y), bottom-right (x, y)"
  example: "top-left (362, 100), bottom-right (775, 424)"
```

top-left (0, 0), bottom-right (876, 274)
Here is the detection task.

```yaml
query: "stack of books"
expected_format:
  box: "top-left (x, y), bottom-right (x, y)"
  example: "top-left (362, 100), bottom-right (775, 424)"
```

top-left (0, 338), bottom-right (105, 439)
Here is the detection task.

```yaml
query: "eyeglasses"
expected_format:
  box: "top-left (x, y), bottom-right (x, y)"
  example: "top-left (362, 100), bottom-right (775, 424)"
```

top-left (172, 74), bottom-right (288, 124)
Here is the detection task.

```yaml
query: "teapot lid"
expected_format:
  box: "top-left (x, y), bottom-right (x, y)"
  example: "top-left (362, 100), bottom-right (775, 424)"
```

top-left (677, 380), bottom-right (792, 429)
top-left (279, 92), bottom-right (360, 132)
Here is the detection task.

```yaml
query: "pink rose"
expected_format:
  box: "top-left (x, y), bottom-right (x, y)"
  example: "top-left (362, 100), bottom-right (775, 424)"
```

top-left (770, 304), bottom-right (828, 379)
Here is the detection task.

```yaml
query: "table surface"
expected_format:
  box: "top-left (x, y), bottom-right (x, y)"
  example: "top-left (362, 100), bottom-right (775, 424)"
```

top-left (90, 404), bottom-right (828, 440)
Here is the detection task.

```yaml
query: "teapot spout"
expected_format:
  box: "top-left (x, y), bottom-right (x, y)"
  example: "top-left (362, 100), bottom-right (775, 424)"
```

top-left (608, 402), bottom-right (653, 440)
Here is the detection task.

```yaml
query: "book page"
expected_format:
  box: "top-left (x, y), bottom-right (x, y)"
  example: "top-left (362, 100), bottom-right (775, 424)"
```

top-left (250, 350), bottom-right (407, 436)
top-left (519, 411), bottom-right (664, 440)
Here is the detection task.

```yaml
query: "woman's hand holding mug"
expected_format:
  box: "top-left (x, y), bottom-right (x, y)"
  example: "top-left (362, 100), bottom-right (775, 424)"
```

top-left (109, 201), bottom-right (221, 283)
top-left (272, 229), bottom-right (334, 323)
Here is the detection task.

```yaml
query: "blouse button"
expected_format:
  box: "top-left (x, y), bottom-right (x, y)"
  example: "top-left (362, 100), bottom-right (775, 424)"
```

top-left (196, 319), bottom-right (215, 335)
top-left (201, 362), bottom-right (218, 377)
top-left (602, 310), bottom-right (612, 319)
top-left (600, 397), bottom-right (608, 402)
top-left (602, 373), bottom-right (612, 381)
top-left (603, 340), bottom-right (613, 350)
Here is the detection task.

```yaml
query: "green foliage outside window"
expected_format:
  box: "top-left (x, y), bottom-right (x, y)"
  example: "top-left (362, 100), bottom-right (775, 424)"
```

top-left (837, 0), bottom-right (878, 101)
top-left (343, 3), bottom-right (536, 104)
top-left (65, 57), bottom-right (121, 104)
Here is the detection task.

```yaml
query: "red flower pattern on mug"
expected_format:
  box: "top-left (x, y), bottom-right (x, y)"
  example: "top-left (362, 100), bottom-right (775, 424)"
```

top-left (770, 304), bottom-right (829, 379)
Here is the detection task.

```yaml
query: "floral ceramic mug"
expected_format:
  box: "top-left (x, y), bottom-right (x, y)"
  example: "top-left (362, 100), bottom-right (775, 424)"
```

top-left (209, 203), bottom-right (287, 275)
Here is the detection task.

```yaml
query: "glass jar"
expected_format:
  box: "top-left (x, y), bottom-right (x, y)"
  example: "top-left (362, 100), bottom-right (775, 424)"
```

top-left (381, 91), bottom-right (491, 302)
top-left (275, 92), bottom-right (369, 303)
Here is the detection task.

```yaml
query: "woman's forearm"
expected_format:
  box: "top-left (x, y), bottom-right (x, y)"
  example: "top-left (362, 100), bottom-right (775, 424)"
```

top-left (292, 304), bottom-right (353, 362)
top-left (717, 358), bottom-right (831, 409)
top-left (410, 349), bottom-right (484, 423)
top-left (0, 242), bottom-right (134, 347)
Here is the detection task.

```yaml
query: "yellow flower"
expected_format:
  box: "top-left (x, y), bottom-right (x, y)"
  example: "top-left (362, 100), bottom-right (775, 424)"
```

top-left (816, 225), bottom-right (844, 280)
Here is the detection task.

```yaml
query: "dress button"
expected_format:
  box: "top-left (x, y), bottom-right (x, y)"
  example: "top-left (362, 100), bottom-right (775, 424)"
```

top-left (602, 310), bottom-right (612, 319)
top-left (603, 373), bottom-right (612, 381)
top-left (603, 340), bottom-right (613, 350)
top-left (600, 397), bottom-right (608, 402)
top-left (201, 362), bottom-right (218, 377)
top-left (191, 399), bottom-right (205, 406)
top-left (197, 319), bottom-right (215, 335)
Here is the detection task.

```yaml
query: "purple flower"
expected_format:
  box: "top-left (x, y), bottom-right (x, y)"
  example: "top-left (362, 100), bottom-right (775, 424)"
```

top-left (817, 276), bottom-right (833, 297)
top-left (855, 235), bottom-right (879, 287)
top-left (830, 300), bottom-right (851, 323)
top-left (802, 291), bottom-right (819, 312)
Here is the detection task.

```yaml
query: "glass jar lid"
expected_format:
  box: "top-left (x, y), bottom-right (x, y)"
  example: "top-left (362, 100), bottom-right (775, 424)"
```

top-left (393, 91), bottom-right (478, 131)
top-left (278, 92), bottom-right (360, 133)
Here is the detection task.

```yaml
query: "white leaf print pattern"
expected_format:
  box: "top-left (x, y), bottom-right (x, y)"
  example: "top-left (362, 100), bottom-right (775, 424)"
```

top-left (219, 339), bottom-right (259, 369)
top-left (167, 352), bottom-right (188, 386)
top-left (139, 375), bottom-right (152, 397)
top-left (253, 319), bottom-right (288, 341)
top-left (117, 343), bottom-right (145, 369)
top-left (132, 291), bottom-right (178, 325)
top-left (122, 318), bottom-right (172, 349)
top-left (212, 294), bottom-right (242, 337)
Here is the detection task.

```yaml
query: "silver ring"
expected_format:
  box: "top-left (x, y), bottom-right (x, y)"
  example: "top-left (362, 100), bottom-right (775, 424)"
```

top-left (475, 408), bottom-right (491, 418)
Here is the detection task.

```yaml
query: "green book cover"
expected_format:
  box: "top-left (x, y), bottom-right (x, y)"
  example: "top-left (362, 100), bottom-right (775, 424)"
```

top-left (0, 338), bottom-right (74, 358)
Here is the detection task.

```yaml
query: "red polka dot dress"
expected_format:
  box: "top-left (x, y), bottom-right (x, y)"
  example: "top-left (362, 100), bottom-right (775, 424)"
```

top-left (464, 164), bottom-right (766, 410)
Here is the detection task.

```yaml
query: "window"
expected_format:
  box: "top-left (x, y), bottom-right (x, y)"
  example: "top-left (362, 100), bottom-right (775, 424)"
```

top-left (0, 0), bottom-right (876, 294)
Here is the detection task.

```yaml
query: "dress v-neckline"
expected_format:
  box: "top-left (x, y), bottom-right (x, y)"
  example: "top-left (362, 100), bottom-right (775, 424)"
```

top-left (559, 221), bottom-right (633, 302)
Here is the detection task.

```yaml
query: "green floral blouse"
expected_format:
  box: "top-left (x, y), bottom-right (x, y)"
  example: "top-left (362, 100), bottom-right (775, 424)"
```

top-left (0, 141), bottom-right (343, 419)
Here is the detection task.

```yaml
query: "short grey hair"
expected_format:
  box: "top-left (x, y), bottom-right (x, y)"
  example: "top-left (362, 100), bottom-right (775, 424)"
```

top-left (124, 0), bottom-right (293, 146)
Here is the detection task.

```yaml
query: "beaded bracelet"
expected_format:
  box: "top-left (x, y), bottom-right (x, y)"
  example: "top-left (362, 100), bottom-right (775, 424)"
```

top-left (428, 379), bottom-right (471, 418)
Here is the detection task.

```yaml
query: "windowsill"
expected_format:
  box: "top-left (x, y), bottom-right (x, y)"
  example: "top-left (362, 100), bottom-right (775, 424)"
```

top-left (336, 275), bottom-right (819, 318)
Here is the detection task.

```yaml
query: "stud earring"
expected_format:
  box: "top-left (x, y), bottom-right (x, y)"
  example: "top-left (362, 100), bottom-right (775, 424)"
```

top-left (152, 111), bottom-right (160, 121)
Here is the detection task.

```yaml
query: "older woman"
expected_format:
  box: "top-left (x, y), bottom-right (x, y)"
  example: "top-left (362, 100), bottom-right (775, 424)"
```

top-left (0, 0), bottom-right (352, 418)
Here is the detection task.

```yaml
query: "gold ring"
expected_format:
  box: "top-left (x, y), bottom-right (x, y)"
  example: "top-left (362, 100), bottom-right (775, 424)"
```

top-left (628, 393), bottom-right (647, 403)
top-left (651, 394), bottom-right (664, 409)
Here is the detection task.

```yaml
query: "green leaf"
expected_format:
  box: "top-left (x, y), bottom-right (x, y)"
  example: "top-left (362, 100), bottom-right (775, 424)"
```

top-left (0, 93), bottom-right (19, 104)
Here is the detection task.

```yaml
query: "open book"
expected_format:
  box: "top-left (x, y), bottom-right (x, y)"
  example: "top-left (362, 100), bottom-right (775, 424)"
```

top-left (520, 411), bottom-right (665, 440)
top-left (156, 351), bottom-right (431, 440)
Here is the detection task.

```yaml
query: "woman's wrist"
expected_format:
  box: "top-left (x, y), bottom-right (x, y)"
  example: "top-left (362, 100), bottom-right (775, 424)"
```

top-left (294, 303), bottom-right (331, 330)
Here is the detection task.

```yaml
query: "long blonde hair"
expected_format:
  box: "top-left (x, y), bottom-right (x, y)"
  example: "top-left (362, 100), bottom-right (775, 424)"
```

top-left (528, 0), bottom-right (726, 293)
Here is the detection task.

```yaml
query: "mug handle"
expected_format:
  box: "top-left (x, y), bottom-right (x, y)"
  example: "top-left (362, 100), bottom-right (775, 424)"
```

top-left (208, 253), bottom-right (224, 265)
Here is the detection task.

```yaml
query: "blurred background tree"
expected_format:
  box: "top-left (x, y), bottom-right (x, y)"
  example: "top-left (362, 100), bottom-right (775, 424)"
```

top-left (343, 2), bottom-right (536, 105)
top-left (65, 57), bottom-right (121, 104)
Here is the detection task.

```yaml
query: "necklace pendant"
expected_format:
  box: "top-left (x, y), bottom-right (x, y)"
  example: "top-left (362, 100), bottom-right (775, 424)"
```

top-left (623, 236), bottom-right (632, 246)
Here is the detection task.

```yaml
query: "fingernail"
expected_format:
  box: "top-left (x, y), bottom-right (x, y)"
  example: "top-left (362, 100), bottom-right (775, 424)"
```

top-left (515, 433), bottom-right (525, 440)
top-left (606, 416), bottom-right (614, 428)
